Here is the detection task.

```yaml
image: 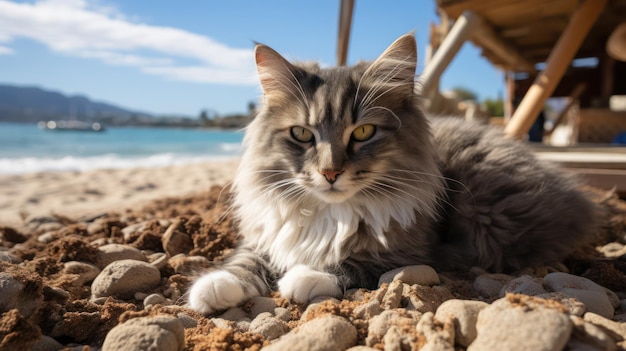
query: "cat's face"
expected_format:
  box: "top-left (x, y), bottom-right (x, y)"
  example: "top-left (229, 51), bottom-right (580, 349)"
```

top-left (244, 34), bottom-right (433, 205)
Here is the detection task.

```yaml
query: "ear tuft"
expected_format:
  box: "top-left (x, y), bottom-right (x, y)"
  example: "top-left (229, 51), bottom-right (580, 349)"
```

top-left (255, 44), bottom-right (301, 98)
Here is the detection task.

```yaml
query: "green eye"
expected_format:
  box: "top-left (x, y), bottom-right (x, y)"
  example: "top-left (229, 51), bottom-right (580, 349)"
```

top-left (290, 126), bottom-right (314, 143)
top-left (352, 124), bottom-right (376, 142)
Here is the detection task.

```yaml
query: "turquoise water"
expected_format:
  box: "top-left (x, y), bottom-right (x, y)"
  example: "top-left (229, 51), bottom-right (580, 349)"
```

top-left (0, 122), bottom-right (244, 174)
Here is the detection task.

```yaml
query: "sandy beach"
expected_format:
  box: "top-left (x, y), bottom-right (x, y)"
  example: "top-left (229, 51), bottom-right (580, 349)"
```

top-left (0, 160), bottom-right (239, 228)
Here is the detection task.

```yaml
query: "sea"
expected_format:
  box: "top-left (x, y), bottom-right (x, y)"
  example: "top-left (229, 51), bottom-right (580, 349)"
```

top-left (0, 122), bottom-right (245, 175)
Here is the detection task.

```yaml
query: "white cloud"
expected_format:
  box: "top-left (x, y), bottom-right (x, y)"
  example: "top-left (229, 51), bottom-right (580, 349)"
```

top-left (0, 45), bottom-right (13, 55)
top-left (0, 0), bottom-right (257, 84)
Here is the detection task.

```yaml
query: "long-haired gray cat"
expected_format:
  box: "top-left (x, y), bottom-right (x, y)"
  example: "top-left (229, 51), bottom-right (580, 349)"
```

top-left (188, 33), bottom-right (597, 314)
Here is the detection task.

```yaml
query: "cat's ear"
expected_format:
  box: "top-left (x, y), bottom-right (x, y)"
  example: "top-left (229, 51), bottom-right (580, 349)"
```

top-left (362, 33), bottom-right (417, 98)
top-left (254, 44), bottom-right (302, 102)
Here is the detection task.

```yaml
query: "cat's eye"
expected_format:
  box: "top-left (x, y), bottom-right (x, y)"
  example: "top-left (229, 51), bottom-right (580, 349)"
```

top-left (351, 124), bottom-right (376, 142)
top-left (290, 126), bottom-right (314, 143)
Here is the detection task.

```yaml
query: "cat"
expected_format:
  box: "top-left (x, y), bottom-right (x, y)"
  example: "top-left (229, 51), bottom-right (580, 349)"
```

top-left (187, 33), bottom-right (598, 315)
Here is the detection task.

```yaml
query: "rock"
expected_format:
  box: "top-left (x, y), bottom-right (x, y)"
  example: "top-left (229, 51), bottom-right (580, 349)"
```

top-left (37, 232), bottom-right (58, 244)
top-left (0, 271), bottom-right (43, 318)
top-left (353, 299), bottom-right (383, 319)
top-left (167, 255), bottom-right (211, 275)
top-left (0, 226), bottom-right (28, 243)
top-left (162, 221), bottom-right (193, 257)
top-left (584, 312), bottom-right (626, 341)
top-left (378, 265), bottom-right (440, 287)
top-left (544, 272), bottom-right (615, 318)
top-left (468, 295), bottom-right (572, 351)
top-left (569, 315), bottom-right (617, 351)
top-left (0, 309), bottom-right (41, 351)
top-left (148, 252), bottom-right (169, 270)
top-left (62, 261), bottom-right (101, 286)
top-left (102, 315), bottom-right (184, 351)
top-left (405, 285), bottom-right (454, 313)
top-left (96, 244), bottom-right (146, 269)
top-left (473, 273), bottom-right (513, 297)
top-left (264, 315), bottom-right (356, 351)
top-left (91, 259), bottom-right (161, 299)
top-left (25, 215), bottom-right (59, 231)
top-left (274, 307), bottom-right (292, 322)
top-left (176, 313), bottom-right (198, 329)
top-left (366, 310), bottom-right (421, 347)
top-left (435, 299), bottom-right (488, 347)
top-left (248, 296), bottom-right (278, 317)
top-left (381, 280), bottom-right (404, 309)
top-left (219, 307), bottom-right (249, 322)
top-left (598, 242), bottom-right (626, 258)
top-left (144, 293), bottom-right (166, 307)
top-left (536, 292), bottom-right (586, 317)
top-left (346, 347), bottom-right (379, 351)
top-left (499, 275), bottom-right (546, 297)
top-left (416, 312), bottom-right (455, 351)
top-left (249, 312), bottom-right (289, 340)
top-left (32, 335), bottom-right (64, 351)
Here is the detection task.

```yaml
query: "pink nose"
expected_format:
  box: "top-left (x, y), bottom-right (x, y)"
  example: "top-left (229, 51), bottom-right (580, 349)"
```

top-left (319, 169), bottom-right (344, 184)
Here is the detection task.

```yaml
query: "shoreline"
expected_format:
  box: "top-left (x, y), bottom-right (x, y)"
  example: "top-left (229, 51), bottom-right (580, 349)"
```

top-left (0, 159), bottom-right (239, 229)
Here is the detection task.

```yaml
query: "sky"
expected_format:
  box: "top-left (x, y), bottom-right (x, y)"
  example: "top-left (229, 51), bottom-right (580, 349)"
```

top-left (0, 0), bottom-right (505, 117)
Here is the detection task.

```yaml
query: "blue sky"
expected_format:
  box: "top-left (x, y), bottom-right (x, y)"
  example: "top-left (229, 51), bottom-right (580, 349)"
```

top-left (0, 0), bottom-right (505, 117)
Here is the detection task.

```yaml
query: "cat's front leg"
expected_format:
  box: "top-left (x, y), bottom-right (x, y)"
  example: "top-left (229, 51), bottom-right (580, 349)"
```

top-left (278, 264), bottom-right (343, 303)
top-left (188, 246), bottom-right (273, 315)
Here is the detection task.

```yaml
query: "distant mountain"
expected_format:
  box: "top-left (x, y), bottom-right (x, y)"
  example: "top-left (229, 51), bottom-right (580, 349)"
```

top-left (0, 84), bottom-right (153, 124)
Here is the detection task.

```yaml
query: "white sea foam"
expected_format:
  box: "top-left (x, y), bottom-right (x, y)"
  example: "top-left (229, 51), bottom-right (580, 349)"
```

top-left (0, 153), bottom-right (239, 175)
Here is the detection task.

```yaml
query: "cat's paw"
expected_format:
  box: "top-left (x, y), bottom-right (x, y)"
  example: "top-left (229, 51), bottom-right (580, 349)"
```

top-left (188, 270), bottom-right (249, 315)
top-left (278, 265), bottom-right (342, 303)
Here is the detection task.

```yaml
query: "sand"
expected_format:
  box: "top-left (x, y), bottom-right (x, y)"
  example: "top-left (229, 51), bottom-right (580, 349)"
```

top-left (0, 160), bottom-right (240, 229)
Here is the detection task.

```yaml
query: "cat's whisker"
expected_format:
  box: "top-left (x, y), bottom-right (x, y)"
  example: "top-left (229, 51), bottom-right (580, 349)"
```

top-left (373, 176), bottom-right (461, 215)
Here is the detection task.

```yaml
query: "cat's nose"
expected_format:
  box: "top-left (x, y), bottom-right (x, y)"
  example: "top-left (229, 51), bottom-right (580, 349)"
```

top-left (319, 169), bottom-right (344, 184)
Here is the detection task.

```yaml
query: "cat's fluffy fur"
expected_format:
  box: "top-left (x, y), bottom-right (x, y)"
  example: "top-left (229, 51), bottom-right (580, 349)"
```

top-left (188, 33), bottom-right (598, 315)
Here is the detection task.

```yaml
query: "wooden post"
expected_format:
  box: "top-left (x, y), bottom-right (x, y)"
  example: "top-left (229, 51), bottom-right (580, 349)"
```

top-left (337, 0), bottom-right (354, 66)
top-left (504, 0), bottom-right (607, 139)
top-left (504, 71), bottom-right (515, 121)
top-left (419, 10), bottom-right (478, 97)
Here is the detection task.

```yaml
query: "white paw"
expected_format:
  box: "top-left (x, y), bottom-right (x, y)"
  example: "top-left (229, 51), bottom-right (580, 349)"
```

top-left (278, 265), bottom-right (342, 303)
top-left (188, 270), bottom-right (248, 315)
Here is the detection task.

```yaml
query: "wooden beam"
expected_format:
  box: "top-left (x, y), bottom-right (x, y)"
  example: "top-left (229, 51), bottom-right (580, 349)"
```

top-left (504, 0), bottom-right (607, 139)
top-left (420, 10), bottom-right (479, 97)
top-left (337, 0), bottom-right (354, 66)
top-left (470, 19), bottom-right (536, 73)
top-left (544, 83), bottom-right (586, 137)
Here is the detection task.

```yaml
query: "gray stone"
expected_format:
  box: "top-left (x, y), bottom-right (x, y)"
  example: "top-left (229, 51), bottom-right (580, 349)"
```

top-left (569, 315), bottom-right (617, 351)
top-left (102, 315), bottom-right (184, 351)
top-left (378, 265), bottom-right (440, 287)
top-left (473, 273), bottom-right (513, 297)
top-left (62, 261), bottom-right (101, 286)
top-left (353, 299), bottom-right (383, 319)
top-left (584, 312), bottom-right (626, 341)
top-left (435, 299), bottom-right (488, 347)
top-left (91, 259), bottom-right (161, 299)
top-left (468, 296), bottom-right (572, 351)
top-left (32, 335), bottom-right (64, 351)
top-left (176, 312), bottom-right (198, 329)
top-left (148, 252), bottom-right (169, 270)
top-left (219, 307), bottom-right (249, 322)
top-left (249, 312), bottom-right (289, 340)
top-left (544, 272), bottom-right (615, 318)
top-left (96, 244), bottom-right (145, 269)
top-left (0, 272), bottom-right (42, 318)
top-left (248, 296), bottom-right (278, 317)
top-left (274, 307), bottom-right (292, 322)
top-left (366, 310), bottom-right (421, 347)
top-left (143, 293), bottom-right (166, 307)
top-left (264, 315), bottom-right (356, 351)
top-left (499, 275), bottom-right (547, 297)
top-left (536, 292), bottom-right (586, 317)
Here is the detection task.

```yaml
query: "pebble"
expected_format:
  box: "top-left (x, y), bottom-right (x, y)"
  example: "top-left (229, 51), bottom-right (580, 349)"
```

top-left (536, 292), bottom-right (586, 316)
top-left (91, 259), bottom-right (161, 299)
top-left (143, 293), bottom-right (166, 307)
top-left (473, 273), bottom-right (514, 297)
top-left (161, 221), bottom-right (193, 256)
top-left (583, 312), bottom-right (626, 340)
top-left (249, 312), bottom-right (289, 340)
top-left (264, 315), bottom-right (356, 351)
top-left (96, 244), bottom-right (146, 269)
top-left (499, 275), bottom-right (546, 297)
top-left (0, 272), bottom-right (43, 318)
top-left (102, 315), bottom-right (184, 351)
top-left (377, 265), bottom-right (440, 287)
top-left (544, 272), bottom-right (615, 318)
top-left (274, 307), bottom-right (292, 322)
top-left (405, 285), bottom-right (454, 313)
top-left (32, 335), bottom-right (65, 351)
top-left (148, 252), bottom-right (169, 270)
top-left (219, 307), bottom-right (249, 322)
top-left (381, 280), bottom-right (404, 309)
top-left (468, 295), bottom-right (572, 351)
top-left (176, 313), bottom-right (198, 329)
top-left (37, 231), bottom-right (58, 244)
top-left (25, 215), bottom-right (59, 231)
top-left (569, 315), bottom-right (617, 351)
top-left (248, 296), bottom-right (278, 317)
top-left (353, 299), bottom-right (383, 319)
top-left (62, 261), bottom-right (101, 286)
top-left (435, 299), bottom-right (489, 347)
top-left (167, 255), bottom-right (211, 275)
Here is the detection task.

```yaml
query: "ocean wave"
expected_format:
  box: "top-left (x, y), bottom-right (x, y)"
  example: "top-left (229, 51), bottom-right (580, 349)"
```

top-left (0, 153), bottom-right (240, 175)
